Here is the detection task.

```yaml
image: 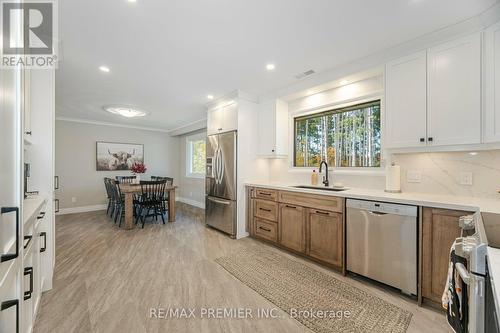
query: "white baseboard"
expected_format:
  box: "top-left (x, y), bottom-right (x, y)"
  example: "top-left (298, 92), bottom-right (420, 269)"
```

top-left (176, 197), bottom-right (205, 209)
top-left (56, 204), bottom-right (107, 215)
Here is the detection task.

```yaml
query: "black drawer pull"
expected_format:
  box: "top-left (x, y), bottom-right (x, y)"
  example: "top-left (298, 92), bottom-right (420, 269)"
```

top-left (315, 210), bottom-right (329, 215)
top-left (1, 207), bottom-right (19, 263)
top-left (259, 208), bottom-right (272, 212)
top-left (1, 299), bottom-right (19, 333)
top-left (23, 235), bottom-right (32, 249)
top-left (419, 137), bottom-right (425, 142)
top-left (258, 226), bottom-right (272, 232)
top-left (23, 267), bottom-right (33, 301)
top-left (40, 232), bottom-right (47, 253)
top-left (428, 137), bottom-right (433, 142)
top-left (285, 205), bottom-right (297, 209)
top-left (258, 192), bottom-right (272, 196)
top-left (37, 211), bottom-right (46, 219)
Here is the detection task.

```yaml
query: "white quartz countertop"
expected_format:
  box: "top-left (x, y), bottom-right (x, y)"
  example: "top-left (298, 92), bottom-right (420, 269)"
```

top-left (23, 196), bottom-right (46, 224)
top-left (245, 181), bottom-right (500, 214)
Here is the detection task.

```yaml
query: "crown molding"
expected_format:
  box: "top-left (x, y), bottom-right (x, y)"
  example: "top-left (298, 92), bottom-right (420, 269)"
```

top-left (169, 118), bottom-right (207, 137)
top-left (55, 116), bottom-right (171, 133)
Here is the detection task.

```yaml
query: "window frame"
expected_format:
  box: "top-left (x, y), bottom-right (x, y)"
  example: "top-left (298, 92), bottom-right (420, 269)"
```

top-left (185, 132), bottom-right (206, 179)
top-left (288, 96), bottom-right (385, 175)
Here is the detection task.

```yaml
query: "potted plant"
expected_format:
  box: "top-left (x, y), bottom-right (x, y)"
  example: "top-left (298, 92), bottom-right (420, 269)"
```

top-left (131, 163), bottom-right (147, 184)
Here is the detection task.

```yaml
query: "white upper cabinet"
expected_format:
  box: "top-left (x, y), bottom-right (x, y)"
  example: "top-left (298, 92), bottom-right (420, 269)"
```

top-left (258, 99), bottom-right (288, 157)
top-left (484, 21), bottom-right (500, 143)
top-left (385, 51), bottom-right (427, 148)
top-left (427, 33), bottom-right (481, 146)
top-left (206, 102), bottom-right (238, 135)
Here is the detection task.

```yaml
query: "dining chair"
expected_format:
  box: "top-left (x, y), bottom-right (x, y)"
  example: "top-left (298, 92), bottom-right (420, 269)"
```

top-left (103, 178), bottom-right (115, 217)
top-left (150, 176), bottom-right (173, 212)
top-left (116, 175), bottom-right (136, 183)
top-left (109, 180), bottom-right (126, 226)
top-left (135, 180), bottom-right (167, 228)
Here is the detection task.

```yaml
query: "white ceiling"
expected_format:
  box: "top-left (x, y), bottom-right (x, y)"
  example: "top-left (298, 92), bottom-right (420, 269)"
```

top-left (56, 0), bottom-right (498, 130)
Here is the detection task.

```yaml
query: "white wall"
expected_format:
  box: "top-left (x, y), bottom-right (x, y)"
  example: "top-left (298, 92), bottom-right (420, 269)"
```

top-left (178, 129), bottom-right (206, 208)
top-left (55, 120), bottom-right (179, 209)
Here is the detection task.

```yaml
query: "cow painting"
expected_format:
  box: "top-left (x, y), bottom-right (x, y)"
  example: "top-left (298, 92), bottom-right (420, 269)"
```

top-left (96, 142), bottom-right (144, 171)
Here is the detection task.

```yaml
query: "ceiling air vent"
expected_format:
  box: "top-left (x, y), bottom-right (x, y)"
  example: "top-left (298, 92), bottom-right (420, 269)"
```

top-left (294, 69), bottom-right (315, 80)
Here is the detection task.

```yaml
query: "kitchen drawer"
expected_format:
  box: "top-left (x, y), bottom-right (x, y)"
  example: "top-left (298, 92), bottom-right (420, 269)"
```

top-left (254, 218), bottom-right (277, 243)
top-left (255, 199), bottom-right (278, 221)
top-left (278, 191), bottom-right (343, 213)
top-left (254, 188), bottom-right (278, 201)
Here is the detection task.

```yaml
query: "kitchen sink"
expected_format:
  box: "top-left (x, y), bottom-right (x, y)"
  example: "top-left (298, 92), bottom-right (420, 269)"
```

top-left (292, 185), bottom-right (347, 192)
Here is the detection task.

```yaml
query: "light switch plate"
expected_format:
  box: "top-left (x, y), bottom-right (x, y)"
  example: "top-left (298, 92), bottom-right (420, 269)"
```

top-left (460, 172), bottom-right (473, 186)
top-left (407, 170), bottom-right (422, 183)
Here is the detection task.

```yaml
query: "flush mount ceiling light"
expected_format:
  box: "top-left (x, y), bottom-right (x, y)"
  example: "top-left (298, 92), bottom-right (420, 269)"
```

top-left (99, 65), bottom-right (110, 73)
top-left (104, 106), bottom-right (149, 118)
top-left (266, 63), bottom-right (275, 71)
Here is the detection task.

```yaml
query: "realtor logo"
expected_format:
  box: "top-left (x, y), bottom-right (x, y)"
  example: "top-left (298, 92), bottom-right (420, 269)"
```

top-left (1, 0), bottom-right (58, 68)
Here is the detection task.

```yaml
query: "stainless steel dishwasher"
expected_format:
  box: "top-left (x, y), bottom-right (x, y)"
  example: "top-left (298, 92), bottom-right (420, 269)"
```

top-left (346, 199), bottom-right (417, 295)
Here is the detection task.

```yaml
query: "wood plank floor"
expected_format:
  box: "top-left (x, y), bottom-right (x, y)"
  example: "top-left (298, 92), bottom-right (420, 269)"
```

top-left (34, 208), bottom-right (451, 333)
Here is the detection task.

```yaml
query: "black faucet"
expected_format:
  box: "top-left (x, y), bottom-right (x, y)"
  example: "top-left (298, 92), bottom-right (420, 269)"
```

top-left (319, 160), bottom-right (329, 187)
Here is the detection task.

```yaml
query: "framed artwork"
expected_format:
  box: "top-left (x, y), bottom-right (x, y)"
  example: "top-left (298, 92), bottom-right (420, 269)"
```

top-left (96, 141), bottom-right (144, 171)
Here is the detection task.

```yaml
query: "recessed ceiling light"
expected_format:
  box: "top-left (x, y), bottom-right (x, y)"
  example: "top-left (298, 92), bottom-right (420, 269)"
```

top-left (340, 80), bottom-right (350, 85)
top-left (266, 63), bottom-right (275, 71)
top-left (99, 66), bottom-right (110, 73)
top-left (104, 106), bottom-right (148, 118)
top-left (127, 0), bottom-right (137, 3)
top-left (207, 95), bottom-right (214, 100)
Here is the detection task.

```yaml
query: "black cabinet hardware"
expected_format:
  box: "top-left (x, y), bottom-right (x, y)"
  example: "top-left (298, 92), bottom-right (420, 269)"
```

top-left (259, 208), bottom-right (272, 212)
top-left (1, 299), bottom-right (19, 333)
top-left (54, 199), bottom-right (59, 213)
top-left (23, 235), bottom-right (32, 249)
top-left (25, 131), bottom-right (32, 135)
top-left (54, 176), bottom-right (59, 190)
top-left (259, 192), bottom-right (271, 196)
top-left (1, 207), bottom-right (19, 262)
top-left (40, 232), bottom-right (47, 253)
top-left (258, 226), bottom-right (271, 232)
top-left (37, 211), bottom-right (45, 219)
top-left (315, 210), bottom-right (329, 215)
top-left (420, 138), bottom-right (425, 142)
top-left (428, 137), bottom-right (433, 142)
top-left (23, 267), bottom-right (33, 301)
top-left (285, 205), bottom-right (297, 209)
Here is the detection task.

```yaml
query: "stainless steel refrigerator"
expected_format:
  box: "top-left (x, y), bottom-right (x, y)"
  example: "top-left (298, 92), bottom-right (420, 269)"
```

top-left (205, 131), bottom-right (237, 237)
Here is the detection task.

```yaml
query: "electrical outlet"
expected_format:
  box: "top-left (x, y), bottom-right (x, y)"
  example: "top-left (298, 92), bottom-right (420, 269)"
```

top-left (71, 197), bottom-right (77, 203)
top-left (406, 170), bottom-right (422, 183)
top-left (460, 172), bottom-right (473, 186)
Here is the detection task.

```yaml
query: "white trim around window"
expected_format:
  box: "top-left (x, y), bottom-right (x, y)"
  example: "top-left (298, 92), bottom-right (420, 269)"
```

top-left (185, 132), bottom-right (206, 179)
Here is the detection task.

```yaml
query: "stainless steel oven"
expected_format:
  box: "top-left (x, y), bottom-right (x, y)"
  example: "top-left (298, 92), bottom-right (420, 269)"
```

top-left (445, 213), bottom-right (499, 333)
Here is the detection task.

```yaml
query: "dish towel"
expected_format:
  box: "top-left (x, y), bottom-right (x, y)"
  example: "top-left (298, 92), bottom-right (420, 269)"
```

top-left (442, 247), bottom-right (469, 333)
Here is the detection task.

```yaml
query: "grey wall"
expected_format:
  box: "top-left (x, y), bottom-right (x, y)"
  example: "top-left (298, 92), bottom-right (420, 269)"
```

top-left (178, 129), bottom-right (206, 208)
top-left (55, 120), bottom-right (180, 209)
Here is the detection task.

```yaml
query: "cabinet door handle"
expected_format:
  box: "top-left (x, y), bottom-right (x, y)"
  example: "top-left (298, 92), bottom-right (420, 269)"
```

top-left (1, 299), bottom-right (19, 333)
top-left (259, 208), bottom-right (272, 212)
top-left (37, 211), bottom-right (45, 219)
top-left (40, 232), bottom-right (47, 253)
top-left (285, 205), bottom-right (297, 209)
top-left (258, 192), bottom-right (272, 196)
top-left (23, 235), bottom-right (32, 249)
top-left (54, 199), bottom-right (59, 213)
top-left (258, 226), bottom-right (271, 232)
top-left (428, 137), bottom-right (433, 142)
top-left (419, 137), bottom-right (425, 143)
top-left (54, 176), bottom-right (59, 190)
top-left (23, 267), bottom-right (33, 301)
top-left (315, 210), bottom-right (329, 215)
top-left (25, 131), bottom-right (32, 135)
top-left (1, 207), bottom-right (19, 263)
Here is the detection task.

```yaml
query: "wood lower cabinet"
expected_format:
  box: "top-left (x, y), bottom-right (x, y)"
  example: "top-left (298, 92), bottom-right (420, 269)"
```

top-left (279, 204), bottom-right (306, 253)
top-left (307, 209), bottom-right (343, 269)
top-left (421, 207), bottom-right (471, 306)
top-left (254, 218), bottom-right (278, 243)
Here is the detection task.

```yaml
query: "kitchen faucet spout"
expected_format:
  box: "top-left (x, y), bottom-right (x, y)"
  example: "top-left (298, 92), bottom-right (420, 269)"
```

top-left (319, 161), bottom-right (329, 187)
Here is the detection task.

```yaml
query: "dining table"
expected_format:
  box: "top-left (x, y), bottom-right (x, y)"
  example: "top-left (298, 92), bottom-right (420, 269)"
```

top-left (119, 183), bottom-right (177, 230)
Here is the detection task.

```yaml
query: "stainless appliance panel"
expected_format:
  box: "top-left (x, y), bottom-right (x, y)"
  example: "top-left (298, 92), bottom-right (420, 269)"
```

top-left (205, 131), bottom-right (236, 201)
top-left (205, 196), bottom-right (236, 236)
top-left (347, 199), bottom-right (417, 295)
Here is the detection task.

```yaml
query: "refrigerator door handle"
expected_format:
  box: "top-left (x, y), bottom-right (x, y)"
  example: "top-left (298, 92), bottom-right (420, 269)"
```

top-left (219, 148), bottom-right (224, 184)
top-left (207, 197), bottom-right (231, 205)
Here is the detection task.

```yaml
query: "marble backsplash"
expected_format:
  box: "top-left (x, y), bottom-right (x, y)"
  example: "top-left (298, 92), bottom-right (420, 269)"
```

top-left (267, 150), bottom-right (500, 200)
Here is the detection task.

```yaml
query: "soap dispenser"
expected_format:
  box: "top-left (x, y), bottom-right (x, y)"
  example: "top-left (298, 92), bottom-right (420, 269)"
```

top-left (311, 169), bottom-right (318, 186)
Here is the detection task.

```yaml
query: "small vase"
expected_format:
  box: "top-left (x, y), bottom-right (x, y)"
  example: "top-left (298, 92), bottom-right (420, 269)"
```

top-left (134, 174), bottom-right (141, 184)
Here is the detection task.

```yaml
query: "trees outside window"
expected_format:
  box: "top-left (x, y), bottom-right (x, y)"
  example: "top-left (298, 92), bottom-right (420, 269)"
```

top-left (186, 133), bottom-right (206, 178)
top-left (294, 100), bottom-right (381, 168)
